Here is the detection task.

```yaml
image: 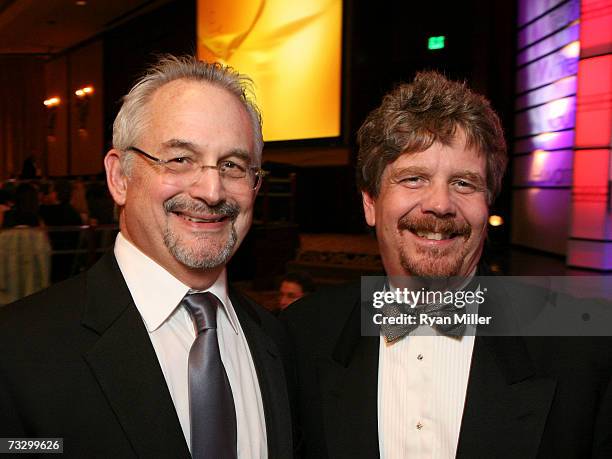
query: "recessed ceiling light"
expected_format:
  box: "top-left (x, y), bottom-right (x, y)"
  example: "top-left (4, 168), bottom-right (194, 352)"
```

top-left (75, 0), bottom-right (87, 5)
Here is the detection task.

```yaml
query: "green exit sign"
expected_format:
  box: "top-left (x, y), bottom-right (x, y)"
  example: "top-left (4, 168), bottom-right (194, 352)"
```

top-left (428, 36), bottom-right (445, 50)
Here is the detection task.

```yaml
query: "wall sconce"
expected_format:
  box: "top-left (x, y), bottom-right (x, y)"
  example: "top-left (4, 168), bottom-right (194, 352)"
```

top-left (74, 85), bottom-right (94, 131)
top-left (43, 97), bottom-right (61, 138)
top-left (488, 215), bottom-right (504, 227)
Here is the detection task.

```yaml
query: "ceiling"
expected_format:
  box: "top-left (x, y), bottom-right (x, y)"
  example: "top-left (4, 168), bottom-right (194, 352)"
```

top-left (0, 0), bottom-right (174, 54)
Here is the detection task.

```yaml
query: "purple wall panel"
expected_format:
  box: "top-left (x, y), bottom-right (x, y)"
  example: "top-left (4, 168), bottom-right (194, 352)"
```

top-left (513, 0), bottom-right (579, 255)
top-left (515, 76), bottom-right (576, 110)
top-left (514, 130), bottom-right (575, 154)
top-left (516, 49), bottom-right (579, 93)
top-left (517, 23), bottom-right (579, 66)
top-left (512, 149), bottom-right (573, 187)
top-left (515, 96), bottom-right (576, 136)
top-left (518, 0), bottom-right (579, 47)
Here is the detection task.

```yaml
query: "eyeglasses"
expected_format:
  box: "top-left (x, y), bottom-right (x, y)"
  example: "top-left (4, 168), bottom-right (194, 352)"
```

top-left (127, 146), bottom-right (266, 191)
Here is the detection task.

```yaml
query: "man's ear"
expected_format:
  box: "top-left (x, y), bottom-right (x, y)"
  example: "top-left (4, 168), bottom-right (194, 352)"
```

top-left (253, 174), bottom-right (263, 196)
top-left (104, 149), bottom-right (128, 206)
top-left (361, 190), bottom-right (377, 227)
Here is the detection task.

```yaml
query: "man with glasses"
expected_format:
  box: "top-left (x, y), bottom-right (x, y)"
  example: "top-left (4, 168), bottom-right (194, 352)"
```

top-left (0, 55), bottom-right (294, 458)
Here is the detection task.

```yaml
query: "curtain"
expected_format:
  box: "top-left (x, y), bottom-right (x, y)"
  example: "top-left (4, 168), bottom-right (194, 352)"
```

top-left (0, 56), bottom-right (46, 180)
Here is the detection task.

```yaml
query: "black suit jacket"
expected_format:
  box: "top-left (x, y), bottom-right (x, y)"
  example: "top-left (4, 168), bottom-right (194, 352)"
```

top-left (283, 282), bottom-right (612, 458)
top-left (0, 252), bottom-right (294, 458)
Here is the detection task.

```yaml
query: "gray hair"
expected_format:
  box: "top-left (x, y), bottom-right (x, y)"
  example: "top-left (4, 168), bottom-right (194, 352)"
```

top-left (113, 55), bottom-right (264, 174)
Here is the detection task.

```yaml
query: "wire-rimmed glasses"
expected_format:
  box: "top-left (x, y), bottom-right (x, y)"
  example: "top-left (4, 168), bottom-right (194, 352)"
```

top-left (128, 146), bottom-right (266, 191)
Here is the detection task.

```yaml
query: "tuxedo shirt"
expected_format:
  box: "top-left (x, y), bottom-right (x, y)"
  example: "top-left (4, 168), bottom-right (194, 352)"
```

top-left (378, 330), bottom-right (475, 459)
top-left (378, 276), bottom-right (478, 459)
top-left (114, 233), bottom-right (267, 458)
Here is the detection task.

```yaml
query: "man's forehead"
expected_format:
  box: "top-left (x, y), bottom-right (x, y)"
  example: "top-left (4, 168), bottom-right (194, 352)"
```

top-left (141, 79), bottom-right (255, 153)
top-left (386, 142), bottom-right (485, 173)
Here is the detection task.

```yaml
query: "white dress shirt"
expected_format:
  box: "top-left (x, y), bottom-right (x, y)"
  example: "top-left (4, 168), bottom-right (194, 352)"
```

top-left (378, 279), bottom-right (478, 459)
top-left (114, 233), bottom-right (267, 458)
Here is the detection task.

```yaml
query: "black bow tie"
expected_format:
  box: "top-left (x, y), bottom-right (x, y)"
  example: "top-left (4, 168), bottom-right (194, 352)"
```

top-left (380, 300), bottom-right (467, 342)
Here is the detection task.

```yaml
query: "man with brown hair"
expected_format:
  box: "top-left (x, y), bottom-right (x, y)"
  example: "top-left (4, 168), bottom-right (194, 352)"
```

top-left (283, 72), bottom-right (612, 458)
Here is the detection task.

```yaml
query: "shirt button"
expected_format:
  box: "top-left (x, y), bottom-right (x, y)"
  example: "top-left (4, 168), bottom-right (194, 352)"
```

top-left (417, 354), bottom-right (424, 360)
top-left (416, 422), bottom-right (423, 430)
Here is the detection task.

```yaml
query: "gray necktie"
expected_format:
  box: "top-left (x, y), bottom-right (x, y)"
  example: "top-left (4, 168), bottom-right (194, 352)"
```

top-left (380, 300), bottom-right (467, 343)
top-left (183, 292), bottom-right (237, 459)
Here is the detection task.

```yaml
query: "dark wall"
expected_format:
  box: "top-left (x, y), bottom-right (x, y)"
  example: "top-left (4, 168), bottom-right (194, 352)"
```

top-left (103, 0), bottom-right (196, 149)
top-left (345, 0), bottom-right (516, 149)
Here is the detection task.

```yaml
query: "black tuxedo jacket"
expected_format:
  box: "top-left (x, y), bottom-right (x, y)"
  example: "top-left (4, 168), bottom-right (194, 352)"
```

top-left (0, 252), bottom-right (295, 458)
top-left (283, 282), bottom-right (612, 458)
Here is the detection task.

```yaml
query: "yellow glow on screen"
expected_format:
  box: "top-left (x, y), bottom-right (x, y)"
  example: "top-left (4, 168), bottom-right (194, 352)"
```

top-left (197, 0), bottom-right (342, 142)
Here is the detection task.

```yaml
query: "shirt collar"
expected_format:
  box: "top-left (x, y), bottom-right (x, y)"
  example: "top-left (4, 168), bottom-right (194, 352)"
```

top-left (113, 232), bottom-right (239, 334)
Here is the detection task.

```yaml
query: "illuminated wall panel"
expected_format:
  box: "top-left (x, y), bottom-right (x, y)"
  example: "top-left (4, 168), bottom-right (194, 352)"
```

top-left (512, 149), bottom-right (573, 187)
top-left (519, 0), bottom-right (567, 25)
top-left (566, 240), bottom-right (612, 270)
top-left (515, 130), bottom-right (575, 154)
top-left (517, 23), bottom-right (579, 65)
top-left (518, 0), bottom-right (579, 48)
top-left (567, 0), bottom-right (612, 270)
top-left (574, 149), bottom-right (609, 189)
top-left (196, 0), bottom-right (342, 142)
top-left (513, 0), bottom-right (580, 255)
top-left (515, 96), bottom-right (576, 136)
top-left (516, 46), bottom-right (579, 93)
top-left (574, 56), bottom-right (612, 148)
top-left (580, 0), bottom-right (612, 55)
top-left (515, 75), bottom-right (576, 110)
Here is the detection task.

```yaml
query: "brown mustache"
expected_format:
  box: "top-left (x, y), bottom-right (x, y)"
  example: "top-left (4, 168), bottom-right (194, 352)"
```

top-left (398, 214), bottom-right (471, 238)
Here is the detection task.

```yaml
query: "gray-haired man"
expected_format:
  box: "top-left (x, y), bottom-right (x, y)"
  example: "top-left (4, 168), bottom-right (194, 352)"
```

top-left (0, 55), bottom-right (294, 459)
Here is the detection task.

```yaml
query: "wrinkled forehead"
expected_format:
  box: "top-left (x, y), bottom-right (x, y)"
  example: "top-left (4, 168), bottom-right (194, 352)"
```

top-left (142, 80), bottom-right (256, 153)
top-left (386, 136), bottom-right (486, 172)
top-left (145, 79), bottom-right (250, 123)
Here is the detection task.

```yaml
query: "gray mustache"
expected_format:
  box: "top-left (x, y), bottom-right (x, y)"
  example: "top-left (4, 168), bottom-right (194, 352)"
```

top-left (163, 196), bottom-right (240, 220)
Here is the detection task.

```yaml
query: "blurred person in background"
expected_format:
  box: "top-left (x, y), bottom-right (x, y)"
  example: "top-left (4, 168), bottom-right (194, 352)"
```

top-left (2, 183), bottom-right (40, 228)
top-left (278, 271), bottom-right (315, 311)
top-left (86, 181), bottom-right (116, 225)
top-left (40, 180), bottom-right (83, 282)
top-left (0, 189), bottom-right (12, 228)
top-left (20, 155), bottom-right (38, 179)
top-left (70, 178), bottom-right (90, 223)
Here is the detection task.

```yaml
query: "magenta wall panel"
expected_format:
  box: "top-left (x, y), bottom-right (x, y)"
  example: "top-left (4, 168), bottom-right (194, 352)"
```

top-left (567, 0), bottom-right (612, 270)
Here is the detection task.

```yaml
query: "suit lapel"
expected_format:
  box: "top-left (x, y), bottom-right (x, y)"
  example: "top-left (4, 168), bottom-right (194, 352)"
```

top-left (317, 275), bottom-right (557, 459)
top-left (318, 294), bottom-right (380, 459)
top-left (230, 289), bottom-right (293, 459)
top-left (81, 253), bottom-right (190, 458)
top-left (456, 279), bottom-right (557, 458)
